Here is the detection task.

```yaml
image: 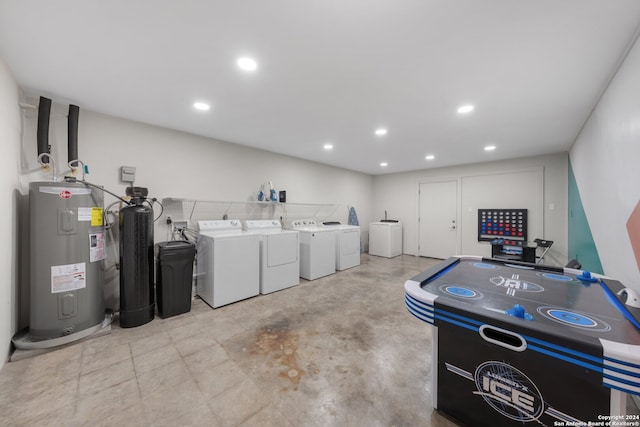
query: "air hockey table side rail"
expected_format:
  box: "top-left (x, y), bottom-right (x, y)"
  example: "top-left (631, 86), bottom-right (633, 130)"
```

top-left (405, 255), bottom-right (640, 425)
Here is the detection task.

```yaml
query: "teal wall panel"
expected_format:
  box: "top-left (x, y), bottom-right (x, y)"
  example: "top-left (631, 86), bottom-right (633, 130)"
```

top-left (568, 159), bottom-right (604, 274)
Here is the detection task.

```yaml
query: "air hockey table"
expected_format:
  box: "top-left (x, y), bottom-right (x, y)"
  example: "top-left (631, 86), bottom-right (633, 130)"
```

top-left (405, 255), bottom-right (640, 427)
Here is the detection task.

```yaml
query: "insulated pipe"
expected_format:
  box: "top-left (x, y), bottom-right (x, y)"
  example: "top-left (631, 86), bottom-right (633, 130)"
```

top-left (37, 96), bottom-right (52, 164)
top-left (68, 104), bottom-right (79, 164)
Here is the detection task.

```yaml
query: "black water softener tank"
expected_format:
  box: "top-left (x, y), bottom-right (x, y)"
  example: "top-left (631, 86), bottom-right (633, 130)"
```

top-left (119, 186), bottom-right (154, 327)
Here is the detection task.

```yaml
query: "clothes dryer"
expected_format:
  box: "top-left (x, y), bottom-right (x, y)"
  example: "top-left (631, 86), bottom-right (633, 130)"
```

top-left (243, 220), bottom-right (300, 294)
top-left (286, 220), bottom-right (336, 280)
top-left (322, 222), bottom-right (361, 270)
top-left (196, 220), bottom-right (260, 308)
top-left (369, 221), bottom-right (402, 258)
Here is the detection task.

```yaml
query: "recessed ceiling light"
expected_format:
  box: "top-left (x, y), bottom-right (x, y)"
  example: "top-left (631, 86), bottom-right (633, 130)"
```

top-left (193, 102), bottom-right (210, 111)
top-left (380, 162), bottom-right (388, 167)
top-left (323, 143), bottom-right (333, 150)
top-left (484, 145), bottom-right (496, 151)
top-left (375, 128), bottom-right (387, 136)
top-left (237, 57), bottom-right (257, 71)
top-left (457, 104), bottom-right (474, 114)
top-left (425, 155), bottom-right (435, 160)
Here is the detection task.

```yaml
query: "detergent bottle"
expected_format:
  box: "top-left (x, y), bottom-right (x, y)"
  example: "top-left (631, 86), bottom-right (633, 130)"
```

top-left (257, 184), bottom-right (265, 201)
top-left (269, 181), bottom-right (277, 202)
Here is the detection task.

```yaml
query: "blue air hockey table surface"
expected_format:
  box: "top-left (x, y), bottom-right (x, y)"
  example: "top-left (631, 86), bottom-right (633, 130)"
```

top-left (405, 255), bottom-right (640, 427)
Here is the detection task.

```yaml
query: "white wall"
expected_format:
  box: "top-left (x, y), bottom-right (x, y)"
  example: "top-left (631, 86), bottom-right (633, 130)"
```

top-left (570, 34), bottom-right (640, 291)
top-left (18, 103), bottom-right (374, 310)
top-left (372, 153), bottom-right (568, 265)
top-left (0, 57), bottom-right (21, 368)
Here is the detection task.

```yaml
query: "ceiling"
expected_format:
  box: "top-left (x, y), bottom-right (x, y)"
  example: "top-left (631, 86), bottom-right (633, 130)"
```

top-left (1, 1), bottom-right (640, 175)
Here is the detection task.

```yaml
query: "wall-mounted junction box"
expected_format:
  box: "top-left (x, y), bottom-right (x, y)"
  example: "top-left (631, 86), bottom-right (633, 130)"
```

top-left (120, 166), bottom-right (136, 183)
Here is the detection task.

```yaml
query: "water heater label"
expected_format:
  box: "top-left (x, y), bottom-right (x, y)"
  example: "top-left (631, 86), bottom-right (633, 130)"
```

top-left (51, 262), bottom-right (86, 293)
top-left (78, 207), bottom-right (103, 226)
top-left (89, 232), bottom-right (106, 262)
top-left (78, 207), bottom-right (92, 221)
top-left (91, 207), bottom-right (103, 226)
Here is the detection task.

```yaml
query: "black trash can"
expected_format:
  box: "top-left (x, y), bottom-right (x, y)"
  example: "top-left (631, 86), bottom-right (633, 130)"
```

top-left (155, 241), bottom-right (196, 318)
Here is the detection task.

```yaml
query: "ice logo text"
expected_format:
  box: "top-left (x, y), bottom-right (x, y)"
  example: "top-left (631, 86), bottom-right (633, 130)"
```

top-left (473, 361), bottom-right (544, 422)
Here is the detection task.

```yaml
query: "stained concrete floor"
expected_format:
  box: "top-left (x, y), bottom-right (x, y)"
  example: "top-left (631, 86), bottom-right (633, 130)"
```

top-left (2, 254), bottom-right (638, 426)
top-left (1, 254), bottom-right (458, 426)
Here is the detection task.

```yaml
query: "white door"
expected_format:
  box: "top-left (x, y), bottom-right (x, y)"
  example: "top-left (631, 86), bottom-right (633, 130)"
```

top-left (419, 181), bottom-right (458, 259)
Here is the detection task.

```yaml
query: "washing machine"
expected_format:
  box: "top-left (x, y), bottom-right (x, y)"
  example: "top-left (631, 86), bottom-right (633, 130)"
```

top-left (286, 220), bottom-right (336, 280)
top-left (196, 219), bottom-right (260, 308)
top-left (322, 222), bottom-right (361, 270)
top-left (369, 221), bottom-right (402, 258)
top-left (243, 220), bottom-right (300, 294)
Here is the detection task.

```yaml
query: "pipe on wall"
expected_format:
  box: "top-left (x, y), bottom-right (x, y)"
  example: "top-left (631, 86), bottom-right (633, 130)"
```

top-left (36, 96), bottom-right (52, 163)
top-left (68, 104), bottom-right (79, 164)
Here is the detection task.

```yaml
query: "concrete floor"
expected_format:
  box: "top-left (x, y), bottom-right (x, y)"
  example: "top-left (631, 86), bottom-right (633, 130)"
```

top-left (2, 254), bottom-right (638, 426)
top-left (0, 254), bottom-right (460, 426)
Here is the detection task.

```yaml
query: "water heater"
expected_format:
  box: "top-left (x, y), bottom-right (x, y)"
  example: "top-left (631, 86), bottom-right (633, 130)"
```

top-left (12, 99), bottom-right (109, 351)
top-left (27, 181), bottom-right (106, 342)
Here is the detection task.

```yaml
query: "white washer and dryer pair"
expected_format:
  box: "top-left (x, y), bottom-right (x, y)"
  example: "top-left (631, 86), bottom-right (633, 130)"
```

top-left (322, 222), bottom-right (361, 270)
top-left (196, 220), bottom-right (259, 308)
top-left (243, 220), bottom-right (300, 294)
top-left (286, 219), bottom-right (336, 280)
